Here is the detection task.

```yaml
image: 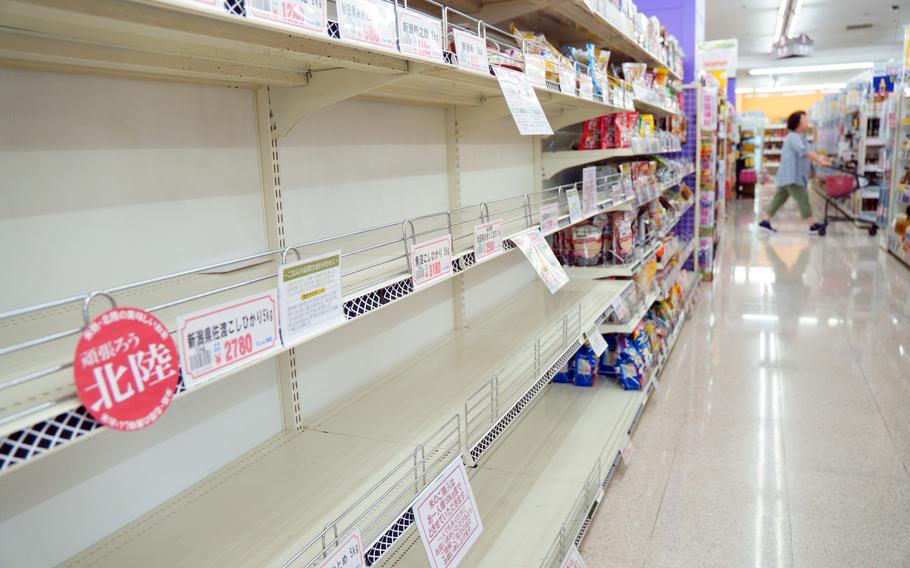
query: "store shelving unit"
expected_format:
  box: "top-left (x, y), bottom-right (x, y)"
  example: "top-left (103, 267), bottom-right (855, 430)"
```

top-left (886, 89), bottom-right (910, 268)
top-left (542, 145), bottom-right (682, 179)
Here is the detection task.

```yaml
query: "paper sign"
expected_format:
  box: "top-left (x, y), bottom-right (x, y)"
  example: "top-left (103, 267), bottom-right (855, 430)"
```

top-left (247, 0), bottom-right (327, 33)
top-left (511, 229), bottom-right (570, 294)
top-left (582, 166), bottom-right (598, 214)
top-left (336, 0), bottom-right (397, 51)
top-left (473, 219), bottom-right (504, 262)
top-left (73, 308), bottom-right (179, 431)
top-left (176, 291), bottom-right (280, 389)
top-left (318, 530), bottom-right (365, 568)
top-left (413, 458), bottom-right (483, 568)
top-left (453, 29), bottom-right (489, 75)
top-left (578, 74), bottom-right (594, 100)
top-left (611, 297), bottom-right (631, 321)
top-left (540, 203), bottom-right (559, 233)
top-left (701, 88), bottom-right (717, 131)
top-left (560, 545), bottom-right (588, 568)
top-left (278, 251), bottom-right (344, 343)
top-left (493, 66), bottom-right (553, 136)
top-left (611, 183), bottom-right (624, 205)
top-left (411, 235), bottom-right (454, 288)
top-left (524, 53), bottom-right (547, 87)
top-left (559, 66), bottom-right (577, 95)
top-left (620, 435), bottom-right (634, 466)
top-left (398, 9), bottom-right (444, 61)
top-left (566, 187), bottom-right (583, 224)
top-left (586, 330), bottom-right (608, 357)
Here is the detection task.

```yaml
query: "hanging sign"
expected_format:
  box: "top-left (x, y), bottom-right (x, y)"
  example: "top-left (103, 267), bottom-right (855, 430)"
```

top-left (560, 545), bottom-right (588, 568)
top-left (176, 291), bottom-right (280, 389)
top-left (578, 74), bottom-right (594, 100)
top-left (904, 25), bottom-right (910, 78)
top-left (524, 53), bottom-right (547, 87)
top-left (473, 219), bottom-right (504, 262)
top-left (559, 66), bottom-right (577, 96)
top-left (410, 235), bottom-right (454, 289)
top-left (566, 187), bottom-right (583, 224)
top-left (398, 9), bottom-right (444, 61)
top-left (585, 329), bottom-right (608, 357)
top-left (318, 530), bottom-right (366, 568)
top-left (540, 203), bottom-right (559, 233)
top-left (336, 0), bottom-right (397, 51)
top-left (278, 251), bottom-right (344, 344)
top-left (701, 88), bottom-right (717, 132)
top-left (413, 458), bottom-right (483, 568)
top-left (695, 38), bottom-right (738, 79)
top-left (73, 308), bottom-right (179, 431)
top-left (493, 66), bottom-right (554, 136)
top-left (511, 228), bottom-right (570, 294)
top-left (582, 166), bottom-right (598, 214)
top-left (453, 29), bottom-right (489, 75)
top-left (247, 0), bottom-right (327, 33)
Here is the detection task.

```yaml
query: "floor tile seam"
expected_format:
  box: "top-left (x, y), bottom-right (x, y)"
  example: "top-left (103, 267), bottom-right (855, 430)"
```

top-left (770, 337), bottom-right (797, 568)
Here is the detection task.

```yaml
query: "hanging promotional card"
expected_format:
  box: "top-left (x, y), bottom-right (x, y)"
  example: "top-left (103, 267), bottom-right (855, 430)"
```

top-left (318, 530), bottom-right (366, 568)
top-left (410, 235), bottom-right (454, 289)
top-left (566, 187), bottom-right (583, 224)
top-left (453, 29), bottom-right (490, 75)
top-left (578, 74), bottom-right (594, 100)
top-left (585, 329), bottom-right (608, 357)
top-left (336, 0), bottom-right (397, 51)
top-left (413, 458), bottom-right (483, 568)
top-left (511, 229), bottom-right (570, 294)
top-left (560, 545), bottom-right (588, 568)
top-left (176, 291), bottom-right (280, 389)
top-left (539, 203), bottom-right (559, 234)
top-left (559, 66), bottom-right (577, 96)
top-left (398, 8), bottom-right (444, 61)
top-left (524, 53), bottom-right (547, 87)
top-left (247, 0), bottom-right (327, 34)
top-left (582, 166), bottom-right (598, 214)
top-left (278, 251), bottom-right (344, 344)
top-left (473, 220), bottom-right (504, 263)
top-left (493, 66), bottom-right (553, 136)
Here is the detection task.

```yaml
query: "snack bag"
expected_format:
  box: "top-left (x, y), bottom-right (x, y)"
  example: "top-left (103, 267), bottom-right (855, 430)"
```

top-left (553, 360), bottom-right (573, 383)
top-left (573, 345), bottom-right (598, 387)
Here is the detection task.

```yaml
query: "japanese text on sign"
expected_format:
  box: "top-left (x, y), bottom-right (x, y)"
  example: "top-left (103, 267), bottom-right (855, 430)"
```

top-left (176, 291), bottom-right (279, 389)
top-left (411, 235), bottom-right (454, 289)
top-left (247, 0), bottom-right (326, 33)
top-left (279, 252), bottom-right (344, 344)
top-left (413, 458), bottom-right (483, 568)
top-left (336, 0), bottom-right (397, 51)
top-left (493, 66), bottom-right (553, 136)
top-left (566, 187), bottom-right (583, 224)
top-left (453, 29), bottom-right (490, 75)
top-left (473, 220), bottom-right (504, 263)
top-left (318, 530), bottom-right (365, 568)
top-left (73, 308), bottom-right (179, 432)
top-left (582, 166), bottom-right (598, 214)
top-left (539, 203), bottom-right (559, 234)
top-left (398, 9), bottom-right (444, 61)
top-left (560, 545), bottom-right (588, 568)
top-left (578, 74), bottom-right (594, 100)
top-left (511, 229), bottom-right (570, 294)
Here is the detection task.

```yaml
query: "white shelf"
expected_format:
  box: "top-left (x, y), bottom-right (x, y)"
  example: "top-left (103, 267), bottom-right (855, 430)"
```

top-left (542, 147), bottom-right (681, 179)
top-left (565, 239), bottom-right (662, 279)
top-left (633, 97), bottom-right (683, 118)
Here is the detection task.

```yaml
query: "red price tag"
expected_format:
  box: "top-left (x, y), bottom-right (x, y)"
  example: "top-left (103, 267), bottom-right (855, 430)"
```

top-left (73, 308), bottom-right (179, 431)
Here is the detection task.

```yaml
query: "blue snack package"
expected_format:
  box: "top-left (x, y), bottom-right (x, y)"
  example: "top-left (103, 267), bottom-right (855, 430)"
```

top-left (574, 344), bottom-right (597, 387)
top-left (553, 359), bottom-right (573, 384)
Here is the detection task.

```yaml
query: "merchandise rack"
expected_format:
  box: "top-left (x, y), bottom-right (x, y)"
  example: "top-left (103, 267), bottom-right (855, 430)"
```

top-left (541, 146), bottom-right (684, 179)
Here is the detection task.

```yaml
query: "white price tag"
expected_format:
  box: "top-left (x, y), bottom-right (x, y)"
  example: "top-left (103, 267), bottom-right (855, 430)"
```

top-left (453, 29), bottom-right (489, 75)
top-left (397, 9), bottom-right (444, 61)
top-left (560, 545), bottom-right (588, 568)
top-left (578, 74), bottom-right (594, 100)
top-left (524, 53), bottom-right (547, 87)
top-left (413, 458), bottom-right (483, 568)
top-left (410, 235), bottom-right (454, 289)
top-left (247, 0), bottom-right (327, 33)
top-left (177, 291), bottom-right (280, 389)
top-left (473, 219), bottom-right (504, 263)
top-left (336, 0), bottom-right (397, 51)
top-left (318, 530), bottom-right (365, 568)
top-left (539, 203), bottom-right (559, 233)
top-left (621, 435), bottom-right (634, 466)
top-left (559, 66), bottom-right (577, 95)
top-left (566, 187), bottom-right (583, 224)
top-left (493, 66), bottom-right (553, 136)
top-left (611, 183), bottom-right (624, 205)
top-left (511, 229), bottom-right (570, 294)
top-left (586, 329), bottom-right (608, 357)
top-left (278, 251), bottom-right (344, 344)
top-left (582, 166), bottom-right (598, 214)
top-left (611, 296), bottom-right (631, 321)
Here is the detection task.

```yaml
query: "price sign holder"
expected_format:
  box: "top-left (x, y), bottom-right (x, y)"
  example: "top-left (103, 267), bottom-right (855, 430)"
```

top-left (473, 219), bottom-right (504, 263)
top-left (453, 29), bottom-right (489, 75)
top-left (539, 203), bottom-right (559, 233)
top-left (581, 166), bottom-right (598, 214)
top-left (585, 329), bottom-right (608, 357)
top-left (336, 0), bottom-right (397, 51)
top-left (318, 530), bottom-right (366, 568)
top-left (566, 187), bottom-right (583, 224)
top-left (410, 235), bottom-right (454, 289)
top-left (397, 8), bottom-right (444, 61)
top-left (278, 251), bottom-right (344, 344)
top-left (247, 0), bottom-right (327, 33)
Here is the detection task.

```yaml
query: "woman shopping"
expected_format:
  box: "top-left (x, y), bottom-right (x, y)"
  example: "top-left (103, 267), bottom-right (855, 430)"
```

top-left (758, 110), bottom-right (832, 234)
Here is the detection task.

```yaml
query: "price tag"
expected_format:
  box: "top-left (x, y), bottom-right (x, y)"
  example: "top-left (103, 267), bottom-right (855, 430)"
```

top-left (578, 74), bottom-right (594, 100)
top-left (247, 0), bottom-right (327, 33)
top-left (336, 0), bottom-right (397, 51)
top-left (582, 166), bottom-right (598, 214)
top-left (611, 183), bottom-right (624, 205)
top-left (176, 291), bottom-right (280, 389)
top-left (397, 9), bottom-right (444, 61)
top-left (524, 53), bottom-right (547, 87)
top-left (566, 187), bottom-right (583, 224)
top-left (621, 435), bottom-right (634, 466)
top-left (611, 296), bottom-right (631, 321)
top-left (493, 66), bottom-right (553, 135)
top-left (279, 251), bottom-right (344, 344)
top-left (473, 219), bottom-right (504, 263)
top-left (410, 235), bottom-right (454, 289)
top-left (413, 458), bottom-right (483, 568)
top-left (511, 229), bottom-right (570, 294)
top-left (586, 329), bottom-right (608, 357)
top-left (318, 530), bottom-right (365, 568)
top-left (559, 66), bottom-right (577, 95)
top-left (623, 179), bottom-right (635, 201)
top-left (560, 545), bottom-right (588, 568)
top-left (453, 29), bottom-right (489, 75)
top-left (539, 203), bottom-right (559, 233)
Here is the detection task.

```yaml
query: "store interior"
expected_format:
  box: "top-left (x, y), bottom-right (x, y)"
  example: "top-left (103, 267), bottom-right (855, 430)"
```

top-left (0, 0), bottom-right (908, 567)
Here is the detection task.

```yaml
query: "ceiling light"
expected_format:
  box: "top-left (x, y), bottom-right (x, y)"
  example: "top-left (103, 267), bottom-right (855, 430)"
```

top-left (753, 82), bottom-right (846, 93)
top-left (735, 87), bottom-right (755, 94)
top-left (786, 0), bottom-right (803, 37)
top-left (749, 62), bottom-right (874, 75)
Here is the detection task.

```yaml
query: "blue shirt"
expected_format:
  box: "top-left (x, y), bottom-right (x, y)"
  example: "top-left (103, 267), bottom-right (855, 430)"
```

top-left (774, 131), bottom-right (811, 187)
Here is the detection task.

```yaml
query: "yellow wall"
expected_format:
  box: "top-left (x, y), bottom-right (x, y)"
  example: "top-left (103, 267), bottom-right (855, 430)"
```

top-left (735, 92), bottom-right (826, 122)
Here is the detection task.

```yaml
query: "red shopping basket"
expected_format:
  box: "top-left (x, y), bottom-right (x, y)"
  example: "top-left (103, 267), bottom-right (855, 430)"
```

top-left (824, 174), bottom-right (855, 198)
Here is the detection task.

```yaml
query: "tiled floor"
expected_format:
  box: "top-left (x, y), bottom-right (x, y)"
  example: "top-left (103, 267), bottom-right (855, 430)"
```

top-left (581, 192), bottom-right (910, 567)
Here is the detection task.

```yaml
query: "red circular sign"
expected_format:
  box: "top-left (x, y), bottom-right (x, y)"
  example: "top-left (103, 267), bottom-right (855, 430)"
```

top-left (73, 307), bottom-right (179, 431)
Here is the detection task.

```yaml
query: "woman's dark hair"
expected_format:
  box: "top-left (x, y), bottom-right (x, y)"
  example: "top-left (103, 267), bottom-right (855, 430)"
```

top-left (787, 111), bottom-right (806, 131)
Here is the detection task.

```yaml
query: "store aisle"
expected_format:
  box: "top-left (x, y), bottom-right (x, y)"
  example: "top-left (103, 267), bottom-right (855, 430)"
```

top-left (581, 194), bottom-right (910, 568)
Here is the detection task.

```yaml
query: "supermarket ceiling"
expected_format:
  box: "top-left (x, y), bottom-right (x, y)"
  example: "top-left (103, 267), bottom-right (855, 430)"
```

top-left (707, 0), bottom-right (910, 87)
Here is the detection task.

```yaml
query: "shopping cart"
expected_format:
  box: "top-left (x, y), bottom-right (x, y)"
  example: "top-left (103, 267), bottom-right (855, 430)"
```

top-left (813, 165), bottom-right (878, 237)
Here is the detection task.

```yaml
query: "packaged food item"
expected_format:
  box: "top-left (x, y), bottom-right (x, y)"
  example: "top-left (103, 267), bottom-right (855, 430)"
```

top-left (553, 360), bottom-right (573, 383)
top-left (613, 213), bottom-right (635, 259)
top-left (573, 345), bottom-right (598, 387)
top-left (572, 225), bottom-right (603, 266)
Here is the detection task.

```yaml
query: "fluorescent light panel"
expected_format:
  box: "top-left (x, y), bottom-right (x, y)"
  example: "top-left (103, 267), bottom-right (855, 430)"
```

top-left (749, 62), bottom-right (874, 76)
top-left (786, 0), bottom-right (803, 37)
top-left (753, 82), bottom-right (846, 93)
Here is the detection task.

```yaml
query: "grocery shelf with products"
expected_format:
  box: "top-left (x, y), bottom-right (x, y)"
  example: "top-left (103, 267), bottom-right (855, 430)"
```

top-left (886, 88), bottom-right (910, 269)
top-left (695, 84), bottom-right (724, 281)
